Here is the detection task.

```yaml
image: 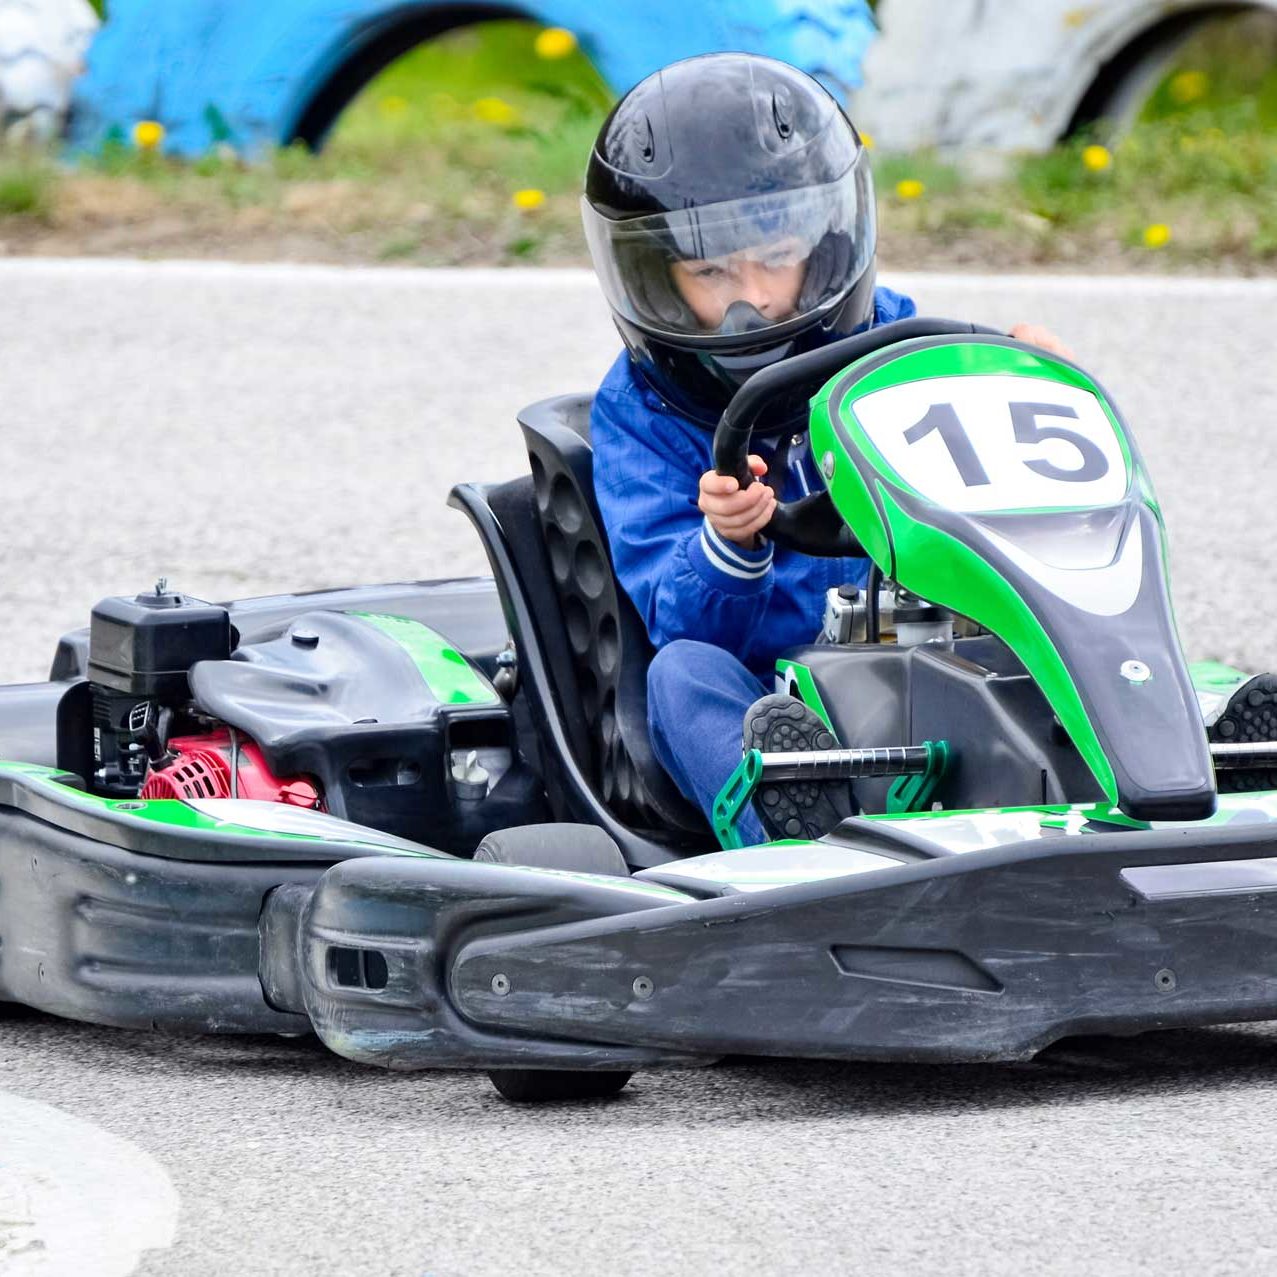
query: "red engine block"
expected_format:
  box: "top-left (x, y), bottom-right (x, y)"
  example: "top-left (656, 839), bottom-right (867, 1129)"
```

top-left (141, 729), bottom-right (321, 808)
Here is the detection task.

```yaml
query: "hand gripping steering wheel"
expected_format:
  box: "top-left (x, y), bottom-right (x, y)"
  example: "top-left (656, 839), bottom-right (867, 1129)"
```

top-left (711, 318), bottom-right (1002, 556)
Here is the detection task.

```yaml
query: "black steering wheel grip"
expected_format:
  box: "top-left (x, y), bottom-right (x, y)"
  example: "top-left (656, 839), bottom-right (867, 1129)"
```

top-left (711, 318), bottom-right (1003, 556)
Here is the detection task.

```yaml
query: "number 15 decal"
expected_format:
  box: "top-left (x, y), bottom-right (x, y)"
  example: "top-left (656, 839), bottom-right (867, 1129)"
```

top-left (904, 401), bottom-right (1110, 487)
top-left (850, 373), bottom-right (1129, 514)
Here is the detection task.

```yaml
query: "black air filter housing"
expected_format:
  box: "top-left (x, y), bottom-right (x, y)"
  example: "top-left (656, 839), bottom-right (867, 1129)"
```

top-left (88, 591), bottom-right (233, 699)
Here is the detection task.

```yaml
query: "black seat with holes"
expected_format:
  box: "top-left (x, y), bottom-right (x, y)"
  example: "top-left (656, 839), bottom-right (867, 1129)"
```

top-left (448, 395), bottom-right (712, 867)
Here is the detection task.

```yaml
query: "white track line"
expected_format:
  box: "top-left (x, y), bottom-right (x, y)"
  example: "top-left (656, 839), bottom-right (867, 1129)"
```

top-left (0, 1091), bottom-right (178, 1276)
top-left (1, 257), bottom-right (1276, 296)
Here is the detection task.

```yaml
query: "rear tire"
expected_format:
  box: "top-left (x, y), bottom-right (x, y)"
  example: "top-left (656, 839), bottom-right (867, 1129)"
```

top-left (472, 823), bottom-right (629, 876)
top-left (487, 1068), bottom-right (632, 1103)
top-left (476, 824), bottom-right (632, 1102)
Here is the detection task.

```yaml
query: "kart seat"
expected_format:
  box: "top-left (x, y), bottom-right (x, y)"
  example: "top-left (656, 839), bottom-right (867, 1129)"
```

top-left (448, 394), bottom-right (711, 865)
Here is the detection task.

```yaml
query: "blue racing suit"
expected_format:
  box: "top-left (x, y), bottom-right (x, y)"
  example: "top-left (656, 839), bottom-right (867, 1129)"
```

top-left (592, 286), bottom-right (916, 842)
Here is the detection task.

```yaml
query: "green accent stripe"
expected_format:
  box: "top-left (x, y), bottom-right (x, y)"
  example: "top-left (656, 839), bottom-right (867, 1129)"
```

top-left (1189, 660), bottom-right (1250, 694)
top-left (348, 612), bottom-right (499, 706)
top-left (875, 484), bottom-right (1119, 804)
top-left (775, 660), bottom-right (836, 733)
top-left (0, 762), bottom-right (439, 853)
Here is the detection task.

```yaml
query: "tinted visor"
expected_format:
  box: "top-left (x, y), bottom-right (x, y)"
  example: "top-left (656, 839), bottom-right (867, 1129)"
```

top-left (582, 150), bottom-right (875, 342)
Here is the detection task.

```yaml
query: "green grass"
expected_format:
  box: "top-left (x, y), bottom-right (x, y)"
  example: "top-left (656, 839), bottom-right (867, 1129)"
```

top-left (0, 154), bottom-right (53, 217)
top-left (329, 20), bottom-right (611, 187)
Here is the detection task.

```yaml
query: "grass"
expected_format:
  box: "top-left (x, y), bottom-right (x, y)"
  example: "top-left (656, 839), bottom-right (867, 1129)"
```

top-left (0, 154), bottom-right (53, 217)
top-left (2, 13), bottom-right (1277, 271)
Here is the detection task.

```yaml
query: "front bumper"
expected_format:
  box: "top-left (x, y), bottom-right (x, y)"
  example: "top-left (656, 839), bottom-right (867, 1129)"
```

top-left (429, 817), bottom-right (1277, 1063)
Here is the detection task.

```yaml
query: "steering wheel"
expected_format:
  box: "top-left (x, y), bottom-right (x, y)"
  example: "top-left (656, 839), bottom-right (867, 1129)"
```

top-left (711, 317), bottom-right (1002, 556)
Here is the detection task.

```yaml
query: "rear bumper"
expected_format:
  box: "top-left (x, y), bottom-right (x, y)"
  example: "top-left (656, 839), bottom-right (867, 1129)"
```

top-left (0, 809), bottom-right (316, 1033)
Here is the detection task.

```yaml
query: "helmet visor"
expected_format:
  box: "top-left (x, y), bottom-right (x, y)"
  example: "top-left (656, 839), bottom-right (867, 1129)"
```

top-left (582, 150), bottom-right (875, 342)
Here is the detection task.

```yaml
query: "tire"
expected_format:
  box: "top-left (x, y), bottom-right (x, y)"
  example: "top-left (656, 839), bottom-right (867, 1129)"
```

top-left (476, 824), bottom-right (632, 1102)
top-left (486, 1068), bottom-right (632, 1103)
top-left (472, 824), bottom-right (629, 877)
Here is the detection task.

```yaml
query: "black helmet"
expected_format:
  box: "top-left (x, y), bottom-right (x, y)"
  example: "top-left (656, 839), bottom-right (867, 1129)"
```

top-left (582, 52), bottom-right (877, 431)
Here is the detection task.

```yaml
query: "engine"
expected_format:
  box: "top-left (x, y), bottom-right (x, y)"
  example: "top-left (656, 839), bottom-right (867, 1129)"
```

top-left (55, 583), bottom-right (547, 851)
top-left (141, 730), bottom-right (320, 807)
top-left (63, 583), bottom-right (321, 810)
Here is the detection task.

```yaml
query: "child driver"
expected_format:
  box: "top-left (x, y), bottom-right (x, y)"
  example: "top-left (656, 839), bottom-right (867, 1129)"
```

top-left (582, 53), bottom-right (1071, 845)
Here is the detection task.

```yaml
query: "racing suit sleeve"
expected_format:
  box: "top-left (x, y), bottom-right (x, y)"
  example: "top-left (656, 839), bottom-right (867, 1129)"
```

top-left (592, 384), bottom-right (774, 662)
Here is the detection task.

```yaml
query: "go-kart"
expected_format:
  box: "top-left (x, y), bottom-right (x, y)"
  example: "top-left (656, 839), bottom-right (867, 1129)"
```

top-left (4, 317), bottom-right (1277, 1103)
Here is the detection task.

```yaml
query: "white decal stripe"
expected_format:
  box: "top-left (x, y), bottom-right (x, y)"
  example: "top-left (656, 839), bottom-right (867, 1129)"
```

top-left (0, 1091), bottom-right (179, 1276)
top-left (978, 516), bottom-right (1144, 617)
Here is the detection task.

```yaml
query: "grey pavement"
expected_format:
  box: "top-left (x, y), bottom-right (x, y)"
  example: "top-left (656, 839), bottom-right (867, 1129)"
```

top-left (3, 261), bottom-right (1277, 1276)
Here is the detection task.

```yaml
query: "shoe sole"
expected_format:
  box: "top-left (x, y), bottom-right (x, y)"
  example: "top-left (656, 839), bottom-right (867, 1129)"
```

top-left (1207, 673), bottom-right (1277, 793)
top-left (743, 694), bottom-right (854, 841)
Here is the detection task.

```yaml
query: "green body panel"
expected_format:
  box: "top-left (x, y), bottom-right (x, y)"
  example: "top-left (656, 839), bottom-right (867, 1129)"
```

top-left (875, 484), bottom-right (1119, 802)
top-left (862, 788), bottom-right (1277, 836)
top-left (0, 761), bottom-right (439, 853)
top-left (348, 611), bottom-right (499, 706)
top-left (774, 660), bottom-right (836, 732)
top-left (807, 340), bottom-right (1146, 806)
top-left (812, 341), bottom-right (1135, 515)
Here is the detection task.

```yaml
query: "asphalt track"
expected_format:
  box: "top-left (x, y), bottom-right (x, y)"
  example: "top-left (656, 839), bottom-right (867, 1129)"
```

top-left (3, 262), bottom-right (1277, 1276)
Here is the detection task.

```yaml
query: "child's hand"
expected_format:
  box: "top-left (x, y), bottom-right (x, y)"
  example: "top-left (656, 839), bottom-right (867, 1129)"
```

top-left (1009, 323), bottom-right (1075, 360)
top-left (698, 455), bottom-right (776, 549)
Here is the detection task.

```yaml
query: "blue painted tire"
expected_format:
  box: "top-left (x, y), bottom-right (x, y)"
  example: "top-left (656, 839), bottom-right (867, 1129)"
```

top-left (68, 0), bottom-right (875, 156)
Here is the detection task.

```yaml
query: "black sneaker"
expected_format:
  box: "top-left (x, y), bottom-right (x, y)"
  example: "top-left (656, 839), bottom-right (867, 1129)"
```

top-left (1208, 673), bottom-right (1277, 793)
top-left (743, 693), bottom-right (856, 840)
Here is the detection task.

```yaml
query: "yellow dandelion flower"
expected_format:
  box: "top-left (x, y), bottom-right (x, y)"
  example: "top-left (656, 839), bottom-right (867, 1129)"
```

top-left (534, 27), bottom-right (577, 60)
top-left (859, 130), bottom-right (875, 150)
top-left (1081, 144), bottom-right (1111, 172)
top-left (379, 95), bottom-right (409, 118)
top-left (1169, 70), bottom-right (1209, 105)
top-left (132, 120), bottom-right (165, 151)
top-left (895, 178), bottom-right (925, 200)
top-left (513, 188), bottom-right (547, 211)
top-left (1143, 223), bottom-right (1172, 249)
top-left (474, 97), bottom-right (519, 127)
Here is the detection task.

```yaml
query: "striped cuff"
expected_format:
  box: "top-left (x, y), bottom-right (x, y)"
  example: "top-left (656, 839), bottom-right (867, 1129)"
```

top-left (694, 518), bottom-right (774, 585)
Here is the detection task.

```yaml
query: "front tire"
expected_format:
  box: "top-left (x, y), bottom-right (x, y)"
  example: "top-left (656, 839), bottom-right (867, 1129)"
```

top-left (475, 823), bottom-right (633, 1102)
top-left (486, 1068), bottom-right (632, 1103)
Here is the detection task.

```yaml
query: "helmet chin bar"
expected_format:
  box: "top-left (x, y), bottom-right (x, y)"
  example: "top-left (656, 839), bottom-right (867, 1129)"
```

top-left (717, 301), bottom-right (776, 336)
top-left (614, 266), bottom-right (880, 431)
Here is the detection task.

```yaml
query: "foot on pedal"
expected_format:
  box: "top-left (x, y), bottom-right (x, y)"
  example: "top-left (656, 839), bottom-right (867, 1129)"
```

top-left (1209, 673), bottom-right (1277, 792)
top-left (743, 694), bottom-right (856, 840)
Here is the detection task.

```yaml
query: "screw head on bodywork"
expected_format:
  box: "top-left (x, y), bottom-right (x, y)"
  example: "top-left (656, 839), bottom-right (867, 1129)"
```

top-left (1121, 659), bottom-right (1152, 684)
top-left (491, 973), bottom-right (510, 996)
top-left (632, 975), bottom-right (654, 1000)
top-left (1154, 967), bottom-right (1177, 992)
top-left (821, 451), bottom-right (836, 480)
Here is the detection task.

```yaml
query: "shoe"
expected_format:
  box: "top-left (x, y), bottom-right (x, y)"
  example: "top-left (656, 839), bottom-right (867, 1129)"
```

top-left (743, 693), bottom-right (856, 840)
top-left (1207, 673), bottom-right (1277, 793)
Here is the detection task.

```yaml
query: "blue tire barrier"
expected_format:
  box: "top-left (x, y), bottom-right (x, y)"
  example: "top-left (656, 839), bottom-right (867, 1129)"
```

top-left (68, 0), bottom-right (875, 157)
